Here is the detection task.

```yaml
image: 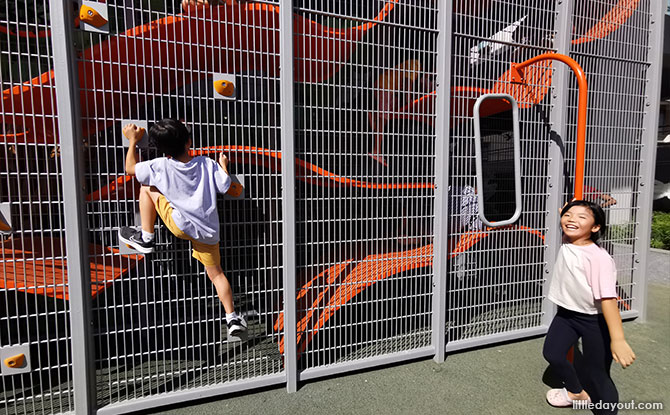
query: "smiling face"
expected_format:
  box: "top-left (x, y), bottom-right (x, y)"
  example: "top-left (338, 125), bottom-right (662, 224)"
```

top-left (560, 205), bottom-right (601, 245)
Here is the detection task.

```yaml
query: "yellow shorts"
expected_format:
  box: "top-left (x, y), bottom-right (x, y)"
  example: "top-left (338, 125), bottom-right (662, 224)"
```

top-left (155, 195), bottom-right (221, 267)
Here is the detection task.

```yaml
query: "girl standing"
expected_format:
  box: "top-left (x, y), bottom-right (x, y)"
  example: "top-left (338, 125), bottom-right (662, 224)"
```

top-left (543, 200), bottom-right (635, 412)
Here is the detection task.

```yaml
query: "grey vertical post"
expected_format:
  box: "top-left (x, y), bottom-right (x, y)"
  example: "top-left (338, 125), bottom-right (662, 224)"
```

top-left (540, 0), bottom-right (573, 329)
top-left (49, 0), bottom-right (96, 413)
top-left (633, 1), bottom-right (665, 322)
top-left (279, 0), bottom-right (298, 392)
top-left (431, 0), bottom-right (453, 362)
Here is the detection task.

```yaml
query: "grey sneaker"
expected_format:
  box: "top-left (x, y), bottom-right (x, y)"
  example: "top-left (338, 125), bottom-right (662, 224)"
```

top-left (226, 316), bottom-right (247, 337)
top-left (118, 227), bottom-right (155, 254)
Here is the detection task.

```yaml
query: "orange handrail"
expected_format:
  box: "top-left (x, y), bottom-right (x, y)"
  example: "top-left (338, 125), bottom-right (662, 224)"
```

top-left (510, 53), bottom-right (588, 200)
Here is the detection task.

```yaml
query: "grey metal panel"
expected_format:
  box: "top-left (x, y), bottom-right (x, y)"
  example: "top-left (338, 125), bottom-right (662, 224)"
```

top-left (292, 2), bottom-right (438, 372)
top-left (279, 0), bottom-right (298, 393)
top-left (432, 0), bottom-right (453, 362)
top-left (50, 0), bottom-right (97, 413)
top-left (633, 0), bottom-right (665, 322)
top-left (74, 1), bottom-right (286, 410)
top-left (447, 0), bottom-right (556, 347)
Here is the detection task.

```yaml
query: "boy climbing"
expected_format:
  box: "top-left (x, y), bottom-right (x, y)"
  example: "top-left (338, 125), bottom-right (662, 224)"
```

top-left (118, 118), bottom-right (247, 337)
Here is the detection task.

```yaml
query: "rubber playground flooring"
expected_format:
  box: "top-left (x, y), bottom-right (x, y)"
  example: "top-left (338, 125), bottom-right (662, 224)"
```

top-left (156, 283), bottom-right (670, 415)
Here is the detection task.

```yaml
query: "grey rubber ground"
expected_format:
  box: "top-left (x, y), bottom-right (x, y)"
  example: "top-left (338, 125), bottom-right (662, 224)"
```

top-left (155, 249), bottom-right (670, 415)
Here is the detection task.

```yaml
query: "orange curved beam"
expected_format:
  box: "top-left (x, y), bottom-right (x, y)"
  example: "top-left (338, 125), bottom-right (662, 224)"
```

top-left (87, 145), bottom-right (433, 201)
top-left (511, 53), bottom-right (587, 200)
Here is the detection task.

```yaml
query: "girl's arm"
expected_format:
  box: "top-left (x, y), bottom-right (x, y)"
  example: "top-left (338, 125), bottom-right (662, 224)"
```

top-left (601, 298), bottom-right (636, 368)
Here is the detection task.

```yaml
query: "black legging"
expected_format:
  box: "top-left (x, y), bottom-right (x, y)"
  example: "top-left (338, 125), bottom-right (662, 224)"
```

top-left (543, 307), bottom-right (618, 414)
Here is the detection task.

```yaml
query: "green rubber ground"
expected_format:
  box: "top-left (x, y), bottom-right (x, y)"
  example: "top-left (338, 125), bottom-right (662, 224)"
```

top-left (156, 284), bottom-right (669, 415)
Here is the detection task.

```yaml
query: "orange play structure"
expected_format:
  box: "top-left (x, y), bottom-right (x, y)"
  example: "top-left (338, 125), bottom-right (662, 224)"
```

top-left (0, 236), bottom-right (142, 300)
top-left (0, 0), bottom-right (639, 145)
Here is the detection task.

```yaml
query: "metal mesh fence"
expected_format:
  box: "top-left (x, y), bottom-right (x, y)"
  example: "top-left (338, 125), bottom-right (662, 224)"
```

top-left (73, 0), bottom-right (284, 407)
top-left (447, 0), bottom-right (556, 345)
top-left (0, 0), bottom-right (663, 413)
top-left (0, 1), bottom-right (75, 414)
top-left (291, 0), bottom-right (438, 370)
top-left (565, 0), bottom-right (652, 315)
top-left (0, 1), bottom-right (73, 413)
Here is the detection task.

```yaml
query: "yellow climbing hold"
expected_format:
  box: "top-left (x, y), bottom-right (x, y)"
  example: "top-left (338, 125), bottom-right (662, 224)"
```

top-left (4, 354), bottom-right (25, 369)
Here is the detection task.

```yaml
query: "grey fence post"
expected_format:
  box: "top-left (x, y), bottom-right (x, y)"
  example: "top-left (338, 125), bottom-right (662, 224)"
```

top-left (279, 0), bottom-right (298, 392)
top-left (633, 1), bottom-right (665, 322)
top-left (49, 0), bottom-right (97, 413)
top-left (431, 0), bottom-right (453, 362)
top-left (540, 0), bottom-right (574, 329)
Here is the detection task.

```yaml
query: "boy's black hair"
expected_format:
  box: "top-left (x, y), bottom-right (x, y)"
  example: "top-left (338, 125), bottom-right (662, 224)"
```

top-left (148, 118), bottom-right (191, 158)
top-left (560, 199), bottom-right (607, 243)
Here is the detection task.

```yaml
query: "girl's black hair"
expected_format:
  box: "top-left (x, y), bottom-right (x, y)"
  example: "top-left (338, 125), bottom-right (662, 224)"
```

top-left (560, 199), bottom-right (607, 243)
top-left (148, 118), bottom-right (191, 158)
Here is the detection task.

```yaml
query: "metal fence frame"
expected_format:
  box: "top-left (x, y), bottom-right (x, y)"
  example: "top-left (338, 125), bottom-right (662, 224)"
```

top-left (0, 1), bottom-right (663, 414)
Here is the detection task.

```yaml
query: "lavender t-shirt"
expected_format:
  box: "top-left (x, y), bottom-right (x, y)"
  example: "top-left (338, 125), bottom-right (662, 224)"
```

top-left (547, 243), bottom-right (618, 314)
top-left (135, 156), bottom-right (231, 244)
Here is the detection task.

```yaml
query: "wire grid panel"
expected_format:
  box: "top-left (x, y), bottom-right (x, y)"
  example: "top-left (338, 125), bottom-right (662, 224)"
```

top-left (73, 1), bottom-right (284, 408)
top-left (565, 0), bottom-right (652, 314)
top-left (0, 2), bottom-right (75, 414)
top-left (291, 1), bottom-right (438, 369)
top-left (447, 0), bottom-right (556, 344)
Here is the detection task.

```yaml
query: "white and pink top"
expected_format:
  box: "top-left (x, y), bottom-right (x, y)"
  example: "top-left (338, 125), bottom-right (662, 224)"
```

top-left (547, 243), bottom-right (618, 315)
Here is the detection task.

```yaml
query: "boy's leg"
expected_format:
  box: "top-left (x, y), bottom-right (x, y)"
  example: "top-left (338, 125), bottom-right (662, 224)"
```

top-left (139, 185), bottom-right (161, 233)
top-left (119, 185), bottom-right (163, 253)
top-left (204, 264), bottom-right (247, 337)
top-left (204, 264), bottom-right (235, 313)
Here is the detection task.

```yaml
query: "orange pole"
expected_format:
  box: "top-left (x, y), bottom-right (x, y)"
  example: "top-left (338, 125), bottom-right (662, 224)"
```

top-left (511, 53), bottom-right (588, 200)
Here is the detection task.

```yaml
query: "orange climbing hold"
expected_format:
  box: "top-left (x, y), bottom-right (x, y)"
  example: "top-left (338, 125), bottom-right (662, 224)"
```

top-left (79, 4), bottom-right (108, 28)
top-left (226, 182), bottom-right (243, 198)
top-left (213, 79), bottom-right (235, 97)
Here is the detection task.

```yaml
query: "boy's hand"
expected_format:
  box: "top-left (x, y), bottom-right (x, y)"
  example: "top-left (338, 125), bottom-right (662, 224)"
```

top-left (611, 339), bottom-right (636, 368)
top-left (219, 152), bottom-right (229, 173)
top-left (123, 123), bottom-right (145, 147)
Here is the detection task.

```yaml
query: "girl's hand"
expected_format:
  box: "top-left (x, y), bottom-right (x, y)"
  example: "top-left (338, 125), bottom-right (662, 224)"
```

top-left (611, 339), bottom-right (636, 368)
top-left (123, 123), bottom-right (145, 146)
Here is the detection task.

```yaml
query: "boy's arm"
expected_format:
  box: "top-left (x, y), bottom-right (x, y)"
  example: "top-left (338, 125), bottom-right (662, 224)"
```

top-left (600, 298), bottom-right (636, 368)
top-left (218, 152), bottom-right (229, 175)
top-left (124, 124), bottom-right (145, 176)
top-left (216, 152), bottom-right (232, 193)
